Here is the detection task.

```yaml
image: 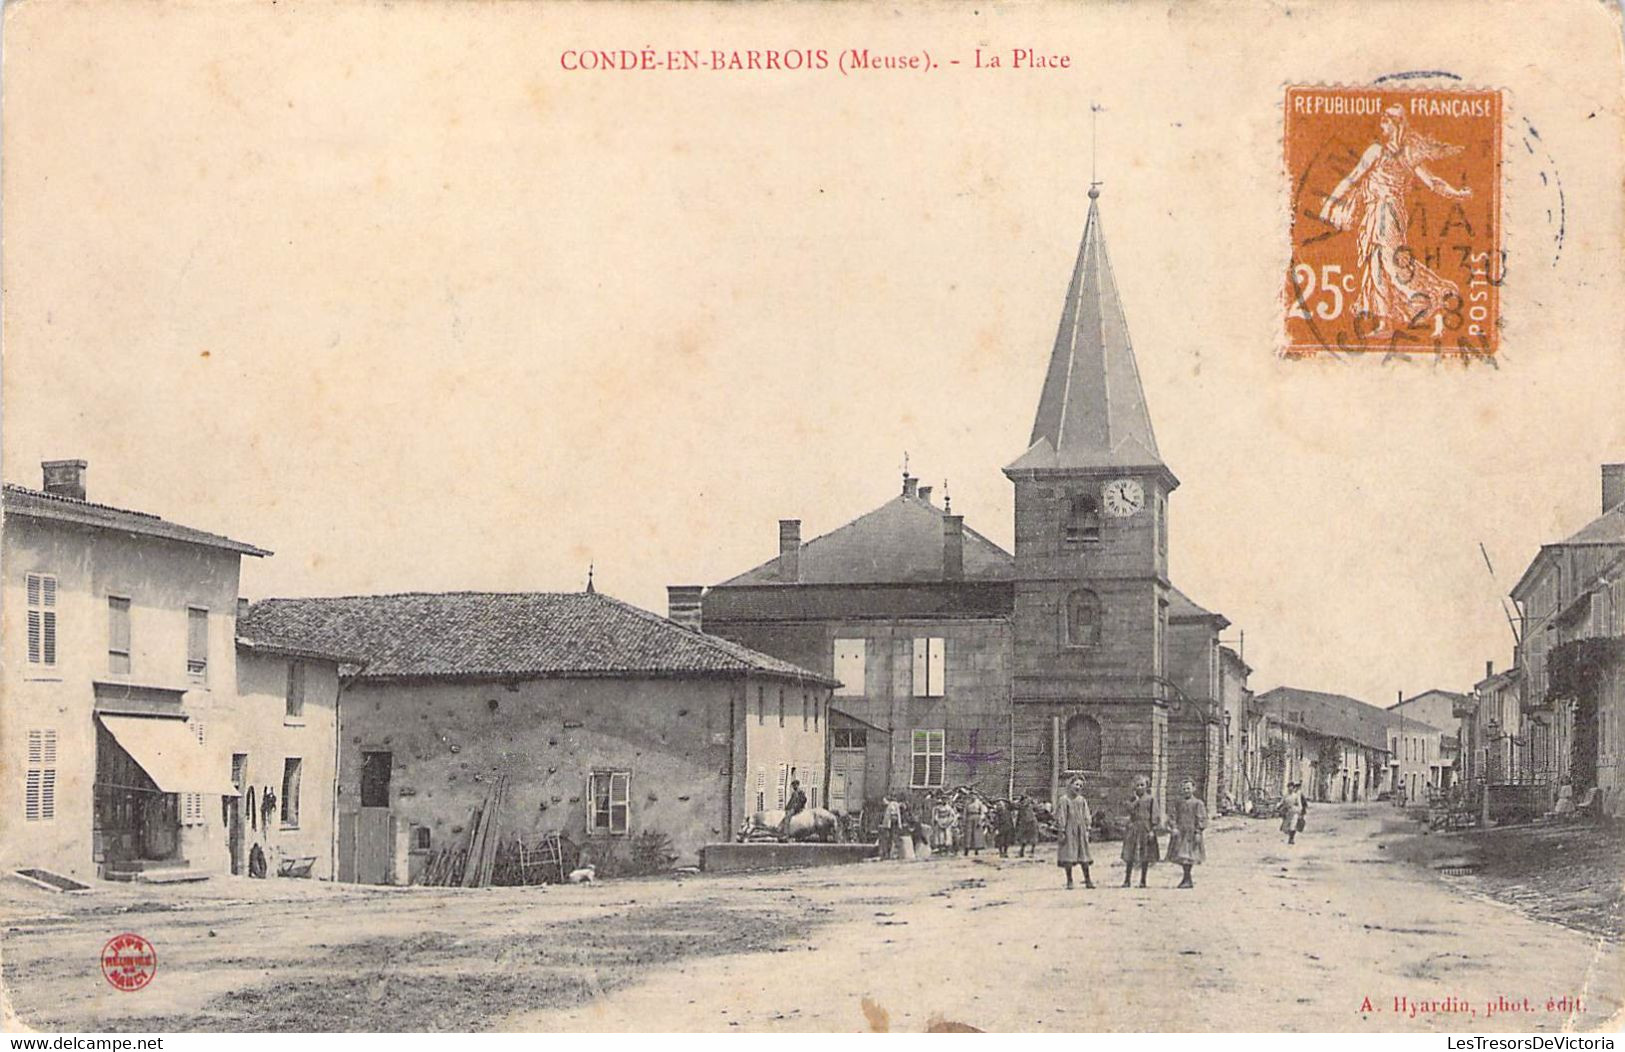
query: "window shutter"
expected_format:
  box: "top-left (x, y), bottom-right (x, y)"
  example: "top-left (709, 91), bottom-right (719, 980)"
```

top-left (27, 730), bottom-right (42, 765)
top-left (43, 730), bottom-right (56, 766)
top-left (41, 769), bottom-right (55, 820)
top-left (912, 639), bottom-right (928, 698)
top-left (41, 576), bottom-right (55, 607)
top-left (927, 638), bottom-right (945, 697)
top-left (25, 770), bottom-right (41, 822)
top-left (26, 575), bottom-right (40, 607)
top-left (27, 611), bottom-right (40, 664)
top-left (41, 612), bottom-right (56, 666)
top-left (928, 732), bottom-right (944, 786)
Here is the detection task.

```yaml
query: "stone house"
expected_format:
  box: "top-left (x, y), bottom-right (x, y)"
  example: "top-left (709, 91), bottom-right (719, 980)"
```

top-left (1510, 464), bottom-right (1625, 813)
top-left (0, 459), bottom-right (349, 883)
top-left (700, 478), bottom-right (1016, 810)
top-left (238, 590), bottom-right (835, 879)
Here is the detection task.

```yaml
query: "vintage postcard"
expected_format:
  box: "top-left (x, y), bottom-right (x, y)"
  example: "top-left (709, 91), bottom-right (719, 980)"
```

top-left (1, 0), bottom-right (1622, 1041)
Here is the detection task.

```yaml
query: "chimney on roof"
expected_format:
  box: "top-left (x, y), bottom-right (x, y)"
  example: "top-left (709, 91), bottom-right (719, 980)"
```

top-left (666, 585), bottom-right (704, 631)
top-left (902, 474), bottom-right (918, 499)
top-left (237, 597), bottom-right (250, 623)
top-left (41, 459), bottom-right (86, 501)
top-left (1603, 463), bottom-right (1625, 514)
top-left (778, 519), bottom-right (801, 582)
top-left (943, 515), bottom-right (964, 579)
top-left (917, 485), bottom-right (933, 506)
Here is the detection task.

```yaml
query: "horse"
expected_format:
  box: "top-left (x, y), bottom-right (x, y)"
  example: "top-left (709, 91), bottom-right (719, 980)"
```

top-left (738, 807), bottom-right (842, 843)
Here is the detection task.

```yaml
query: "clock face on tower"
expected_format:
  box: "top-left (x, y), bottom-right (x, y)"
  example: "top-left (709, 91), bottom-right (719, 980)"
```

top-left (1102, 478), bottom-right (1146, 517)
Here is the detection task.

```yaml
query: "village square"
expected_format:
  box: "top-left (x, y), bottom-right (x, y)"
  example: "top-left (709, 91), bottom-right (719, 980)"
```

top-left (2, 175), bottom-right (1621, 1032)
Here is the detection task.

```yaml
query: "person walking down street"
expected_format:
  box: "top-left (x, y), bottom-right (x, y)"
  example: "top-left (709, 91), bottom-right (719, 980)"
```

top-left (1014, 796), bottom-right (1040, 857)
top-left (1120, 776), bottom-right (1161, 888)
top-left (879, 793), bottom-right (903, 860)
top-left (931, 797), bottom-right (958, 855)
top-left (1056, 777), bottom-right (1095, 889)
top-left (1280, 782), bottom-right (1308, 845)
top-left (961, 794), bottom-right (988, 857)
top-left (993, 800), bottom-right (1017, 858)
top-left (1168, 779), bottom-right (1207, 889)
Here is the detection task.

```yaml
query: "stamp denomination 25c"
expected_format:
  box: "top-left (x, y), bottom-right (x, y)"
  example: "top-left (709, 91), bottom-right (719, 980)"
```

top-left (1284, 85), bottom-right (1502, 357)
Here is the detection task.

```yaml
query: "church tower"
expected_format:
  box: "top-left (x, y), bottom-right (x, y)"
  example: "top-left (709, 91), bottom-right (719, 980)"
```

top-left (1003, 186), bottom-right (1179, 811)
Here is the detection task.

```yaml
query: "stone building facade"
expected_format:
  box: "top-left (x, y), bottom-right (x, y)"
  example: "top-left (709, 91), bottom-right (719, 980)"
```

top-left (701, 189), bottom-right (1244, 819)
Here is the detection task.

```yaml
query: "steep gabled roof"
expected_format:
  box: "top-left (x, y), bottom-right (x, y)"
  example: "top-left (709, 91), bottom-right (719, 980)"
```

top-left (2, 483), bottom-right (270, 557)
top-left (716, 490), bottom-right (1013, 587)
top-left (238, 591), bottom-right (837, 685)
top-left (1006, 190), bottom-right (1171, 480)
top-left (1257, 686), bottom-right (1438, 752)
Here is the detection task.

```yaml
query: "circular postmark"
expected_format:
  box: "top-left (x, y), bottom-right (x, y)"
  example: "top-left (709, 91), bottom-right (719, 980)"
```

top-left (101, 933), bottom-right (157, 992)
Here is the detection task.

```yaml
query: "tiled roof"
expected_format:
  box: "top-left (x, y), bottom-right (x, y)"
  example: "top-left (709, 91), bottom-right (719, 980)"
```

top-left (1257, 686), bottom-right (1440, 752)
top-left (1167, 585), bottom-right (1229, 626)
top-left (238, 591), bottom-right (837, 684)
top-left (2, 484), bottom-right (270, 557)
top-left (1561, 505), bottom-right (1625, 546)
top-left (717, 491), bottom-right (1014, 587)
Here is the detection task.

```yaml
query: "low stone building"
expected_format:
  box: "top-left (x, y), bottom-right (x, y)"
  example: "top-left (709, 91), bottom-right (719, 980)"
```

top-left (239, 590), bottom-right (836, 879)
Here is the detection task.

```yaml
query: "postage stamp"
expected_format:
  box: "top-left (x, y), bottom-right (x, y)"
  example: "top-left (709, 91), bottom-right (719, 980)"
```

top-left (101, 933), bottom-right (157, 992)
top-left (1284, 85), bottom-right (1502, 357)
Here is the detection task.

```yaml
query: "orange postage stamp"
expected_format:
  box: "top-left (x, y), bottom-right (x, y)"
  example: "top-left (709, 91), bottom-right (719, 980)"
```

top-left (1284, 85), bottom-right (1502, 357)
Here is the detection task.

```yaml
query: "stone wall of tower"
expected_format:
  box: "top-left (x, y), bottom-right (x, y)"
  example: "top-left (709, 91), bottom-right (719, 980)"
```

top-left (1008, 470), bottom-right (1174, 809)
top-left (1010, 702), bottom-right (1167, 818)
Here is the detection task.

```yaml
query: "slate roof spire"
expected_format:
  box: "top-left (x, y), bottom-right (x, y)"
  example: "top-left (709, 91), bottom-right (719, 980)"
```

top-left (1006, 187), bottom-right (1172, 481)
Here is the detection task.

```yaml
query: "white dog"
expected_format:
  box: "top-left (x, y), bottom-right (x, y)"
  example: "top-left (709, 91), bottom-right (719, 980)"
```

top-left (567, 864), bottom-right (596, 884)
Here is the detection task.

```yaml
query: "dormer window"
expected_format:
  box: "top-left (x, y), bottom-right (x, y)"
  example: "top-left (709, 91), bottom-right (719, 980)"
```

top-left (1063, 494), bottom-right (1102, 544)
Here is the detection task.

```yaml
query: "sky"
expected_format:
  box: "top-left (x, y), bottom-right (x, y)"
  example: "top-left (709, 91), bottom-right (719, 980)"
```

top-left (3, 1), bottom-right (1622, 707)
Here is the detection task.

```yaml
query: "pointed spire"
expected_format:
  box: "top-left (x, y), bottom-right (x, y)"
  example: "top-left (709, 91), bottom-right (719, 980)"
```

top-left (585, 563), bottom-right (596, 594)
top-left (1006, 187), bottom-right (1170, 480)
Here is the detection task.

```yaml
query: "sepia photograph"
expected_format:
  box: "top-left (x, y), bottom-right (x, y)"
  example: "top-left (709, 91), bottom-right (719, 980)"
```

top-left (0, 0), bottom-right (1621, 1039)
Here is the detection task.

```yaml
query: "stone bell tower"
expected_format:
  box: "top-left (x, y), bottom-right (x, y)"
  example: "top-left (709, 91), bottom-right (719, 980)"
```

top-left (1003, 186), bottom-right (1180, 812)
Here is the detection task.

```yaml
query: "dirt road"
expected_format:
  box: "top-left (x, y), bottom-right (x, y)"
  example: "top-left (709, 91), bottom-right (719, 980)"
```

top-left (3, 805), bottom-right (1618, 1032)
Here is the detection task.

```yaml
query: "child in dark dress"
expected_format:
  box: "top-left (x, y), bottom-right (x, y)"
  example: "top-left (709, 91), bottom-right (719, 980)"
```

top-left (993, 800), bottom-right (1017, 858)
top-left (1120, 776), bottom-right (1160, 888)
top-left (1014, 796), bottom-right (1040, 858)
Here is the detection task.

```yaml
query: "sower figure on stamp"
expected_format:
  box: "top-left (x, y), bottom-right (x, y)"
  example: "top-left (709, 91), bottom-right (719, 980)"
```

top-left (1168, 778), bottom-right (1207, 889)
top-left (1317, 104), bottom-right (1473, 340)
top-left (1120, 775), bottom-right (1161, 887)
top-left (1056, 777), bottom-right (1094, 889)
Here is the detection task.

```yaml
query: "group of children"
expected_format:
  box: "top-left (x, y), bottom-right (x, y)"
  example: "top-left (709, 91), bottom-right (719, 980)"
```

top-left (1054, 774), bottom-right (1208, 891)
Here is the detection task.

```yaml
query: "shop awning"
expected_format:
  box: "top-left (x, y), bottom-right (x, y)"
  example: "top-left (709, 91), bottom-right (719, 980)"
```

top-left (98, 714), bottom-right (239, 796)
